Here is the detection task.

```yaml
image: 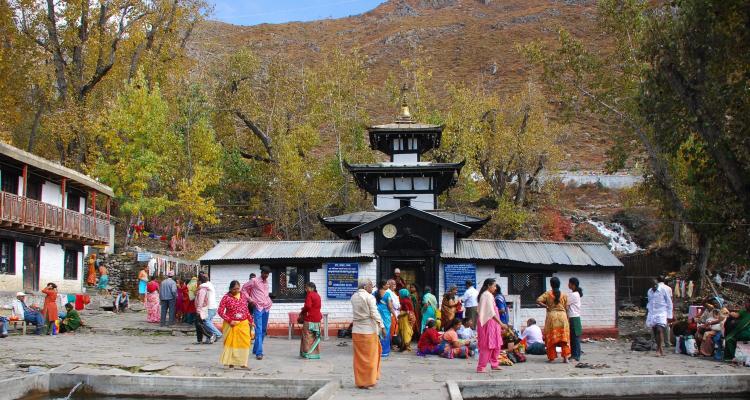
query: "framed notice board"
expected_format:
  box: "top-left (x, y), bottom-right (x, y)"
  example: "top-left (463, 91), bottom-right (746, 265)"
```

top-left (444, 263), bottom-right (476, 296)
top-left (326, 263), bottom-right (359, 299)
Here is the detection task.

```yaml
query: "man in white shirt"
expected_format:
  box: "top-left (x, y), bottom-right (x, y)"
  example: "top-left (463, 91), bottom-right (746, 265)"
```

top-left (12, 292), bottom-right (44, 335)
top-left (199, 271), bottom-right (222, 339)
top-left (521, 318), bottom-right (546, 355)
top-left (657, 276), bottom-right (674, 346)
top-left (461, 280), bottom-right (479, 324)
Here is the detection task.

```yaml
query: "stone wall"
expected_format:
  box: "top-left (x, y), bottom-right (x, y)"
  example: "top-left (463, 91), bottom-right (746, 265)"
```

top-left (98, 252), bottom-right (143, 295)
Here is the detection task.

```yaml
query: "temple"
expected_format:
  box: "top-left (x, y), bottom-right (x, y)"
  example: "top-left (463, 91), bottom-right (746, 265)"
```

top-left (201, 92), bottom-right (623, 337)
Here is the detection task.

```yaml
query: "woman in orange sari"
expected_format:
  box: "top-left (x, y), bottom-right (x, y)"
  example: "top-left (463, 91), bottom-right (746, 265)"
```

top-left (536, 277), bottom-right (571, 363)
top-left (41, 282), bottom-right (59, 335)
top-left (86, 254), bottom-right (97, 286)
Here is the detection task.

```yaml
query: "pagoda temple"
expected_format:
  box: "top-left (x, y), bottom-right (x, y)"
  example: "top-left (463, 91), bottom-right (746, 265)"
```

top-left (201, 93), bottom-right (623, 337)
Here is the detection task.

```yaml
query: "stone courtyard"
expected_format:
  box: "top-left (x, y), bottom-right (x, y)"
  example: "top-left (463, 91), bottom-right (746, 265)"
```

top-left (2, 310), bottom-right (747, 400)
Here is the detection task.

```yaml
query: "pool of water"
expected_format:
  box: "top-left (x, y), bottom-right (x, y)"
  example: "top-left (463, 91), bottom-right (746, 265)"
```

top-left (22, 395), bottom-right (294, 400)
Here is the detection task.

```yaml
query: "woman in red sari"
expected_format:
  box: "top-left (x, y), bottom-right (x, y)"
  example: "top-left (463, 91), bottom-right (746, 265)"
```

top-left (41, 282), bottom-right (59, 335)
top-left (218, 280), bottom-right (253, 368)
top-left (476, 278), bottom-right (503, 373)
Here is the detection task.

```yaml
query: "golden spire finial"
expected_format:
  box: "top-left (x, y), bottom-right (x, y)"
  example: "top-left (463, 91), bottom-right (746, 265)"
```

top-left (397, 83), bottom-right (413, 123)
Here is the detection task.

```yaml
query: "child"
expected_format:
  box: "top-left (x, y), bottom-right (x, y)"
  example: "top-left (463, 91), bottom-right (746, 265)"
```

top-left (457, 317), bottom-right (477, 341)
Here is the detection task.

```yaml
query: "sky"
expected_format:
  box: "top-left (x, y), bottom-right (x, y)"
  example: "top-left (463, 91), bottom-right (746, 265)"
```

top-left (210, 0), bottom-right (386, 26)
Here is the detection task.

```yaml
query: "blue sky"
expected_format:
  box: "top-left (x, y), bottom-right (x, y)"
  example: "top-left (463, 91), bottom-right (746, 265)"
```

top-left (210, 0), bottom-right (385, 26)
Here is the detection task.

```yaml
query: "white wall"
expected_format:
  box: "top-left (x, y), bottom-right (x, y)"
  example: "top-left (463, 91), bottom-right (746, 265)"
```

top-left (41, 181), bottom-right (62, 207)
top-left (360, 232), bottom-right (374, 254)
top-left (375, 193), bottom-right (434, 210)
top-left (392, 153), bottom-right (418, 164)
top-left (209, 260), bottom-right (377, 328)
top-left (441, 229), bottom-right (455, 254)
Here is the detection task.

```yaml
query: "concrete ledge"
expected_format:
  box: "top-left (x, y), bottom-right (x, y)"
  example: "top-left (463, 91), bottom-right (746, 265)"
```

top-left (452, 374), bottom-right (750, 399)
top-left (308, 380), bottom-right (340, 400)
top-left (0, 373), bottom-right (49, 400)
top-left (48, 373), bottom-right (330, 399)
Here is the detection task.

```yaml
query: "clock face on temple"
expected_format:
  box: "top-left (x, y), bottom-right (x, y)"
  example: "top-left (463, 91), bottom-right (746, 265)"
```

top-left (382, 224), bottom-right (397, 239)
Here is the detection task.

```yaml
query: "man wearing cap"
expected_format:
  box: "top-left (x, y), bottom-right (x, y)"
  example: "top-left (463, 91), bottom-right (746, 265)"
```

top-left (244, 266), bottom-right (273, 360)
top-left (159, 271), bottom-right (178, 326)
top-left (12, 292), bottom-right (44, 335)
top-left (393, 268), bottom-right (407, 292)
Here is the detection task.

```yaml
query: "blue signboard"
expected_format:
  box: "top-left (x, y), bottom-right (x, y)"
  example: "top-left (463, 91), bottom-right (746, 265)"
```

top-left (326, 263), bottom-right (359, 300)
top-left (444, 264), bottom-right (476, 296)
top-left (136, 252), bottom-right (152, 262)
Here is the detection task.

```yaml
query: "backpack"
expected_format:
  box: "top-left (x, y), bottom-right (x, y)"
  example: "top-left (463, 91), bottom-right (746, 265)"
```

top-left (631, 336), bottom-right (653, 351)
top-left (684, 336), bottom-right (697, 356)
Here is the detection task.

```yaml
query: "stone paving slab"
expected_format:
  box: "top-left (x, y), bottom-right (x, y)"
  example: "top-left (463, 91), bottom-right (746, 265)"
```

top-left (1, 309), bottom-right (748, 399)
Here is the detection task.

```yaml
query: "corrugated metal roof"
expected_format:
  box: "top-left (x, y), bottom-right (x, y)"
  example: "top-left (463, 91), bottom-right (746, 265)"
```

top-left (323, 210), bottom-right (486, 224)
top-left (369, 123), bottom-right (442, 130)
top-left (200, 240), bottom-right (372, 263)
top-left (443, 239), bottom-right (623, 268)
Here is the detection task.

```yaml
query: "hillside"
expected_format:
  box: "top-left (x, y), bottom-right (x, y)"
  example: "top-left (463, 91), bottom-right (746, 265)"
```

top-left (188, 0), bottom-right (612, 170)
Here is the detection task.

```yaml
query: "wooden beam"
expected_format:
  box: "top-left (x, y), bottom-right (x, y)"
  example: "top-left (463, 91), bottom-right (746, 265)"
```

top-left (21, 165), bottom-right (27, 197)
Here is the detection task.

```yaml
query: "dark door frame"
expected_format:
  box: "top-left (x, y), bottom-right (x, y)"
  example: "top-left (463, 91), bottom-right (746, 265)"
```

top-left (23, 243), bottom-right (40, 292)
top-left (377, 254), bottom-right (440, 299)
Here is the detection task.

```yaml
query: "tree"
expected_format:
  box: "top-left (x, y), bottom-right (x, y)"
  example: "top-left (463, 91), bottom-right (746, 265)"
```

top-left (523, 0), bottom-right (750, 287)
top-left (639, 0), bottom-right (750, 266)
top-left (4, 0), bottom-right (207, 164)
top-left (438, 82), bottom-right (561, 206)
top-left (94, 74), bottom-right (222, 236)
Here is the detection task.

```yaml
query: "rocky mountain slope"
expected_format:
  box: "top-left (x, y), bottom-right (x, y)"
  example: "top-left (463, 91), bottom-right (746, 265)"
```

top-left (188, 0), bottom-right (611, 170)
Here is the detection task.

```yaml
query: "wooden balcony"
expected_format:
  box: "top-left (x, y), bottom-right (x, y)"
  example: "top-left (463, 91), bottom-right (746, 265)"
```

top-left (0, 191), bottom-right (110, 245)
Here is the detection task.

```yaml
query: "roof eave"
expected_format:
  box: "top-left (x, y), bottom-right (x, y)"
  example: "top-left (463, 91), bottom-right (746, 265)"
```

top-left (346, 206), bottom-right (471, 236)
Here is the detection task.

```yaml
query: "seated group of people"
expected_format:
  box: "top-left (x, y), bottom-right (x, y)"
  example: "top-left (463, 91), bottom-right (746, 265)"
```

top-left (417, 317), bottom-right (477, 358)
top-left (1, 292), bottom-right (82, 337)
top-left (674, 298), bottom-right (750, 361)
top-left (416, 316), bottom-right (548, 361)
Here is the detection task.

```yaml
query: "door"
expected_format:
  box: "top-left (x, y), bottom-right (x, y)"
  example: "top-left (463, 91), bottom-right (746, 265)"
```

top-left (23, 243), bottom-right (39, 292)
top-left (379, 256), bottom-right (438, 297)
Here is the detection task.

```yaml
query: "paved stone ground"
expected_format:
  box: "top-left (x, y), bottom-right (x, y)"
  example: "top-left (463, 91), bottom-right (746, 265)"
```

top-left (2, 310), bottom-right (748, 400)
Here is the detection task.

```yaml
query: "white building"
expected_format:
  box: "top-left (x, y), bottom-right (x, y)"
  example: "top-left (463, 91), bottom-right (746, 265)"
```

top-left (200, 102), bottom-right (622, 337)
top-left (0, 142), bottom-right (114, 294)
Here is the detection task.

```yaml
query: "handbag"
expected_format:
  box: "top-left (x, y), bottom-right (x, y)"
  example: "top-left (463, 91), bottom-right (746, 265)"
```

top-left (297, 313), bottom-right (305, 324)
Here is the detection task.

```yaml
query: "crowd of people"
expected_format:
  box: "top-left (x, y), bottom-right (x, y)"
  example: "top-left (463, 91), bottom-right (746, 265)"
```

top-left (646, 275), bottom-right (750, 363)
top-left (350, 274), bottom-right (589, 388)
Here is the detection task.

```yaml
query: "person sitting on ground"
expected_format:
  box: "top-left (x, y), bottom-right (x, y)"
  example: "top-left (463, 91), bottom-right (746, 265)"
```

top-left (699, 308), bottom-right (728, 357)
top-left (521, 318), bottom-right (546, 355)
top-left (0, 316), bottom-right (8, 338)
top-left (417, 319), bottom-right (442, 356)
top-left (12, 292), bottom-right (44, 335)
top-left (724, 299), bottom-right (750, 362)
top-left (457, 317), bottom-right (477, 341)
top-left (60, 303), bottom-right (81, 333)
top-left (113, 290), bottom-right (129, 313)
top-left (441, 318), bottom-right (476, 359)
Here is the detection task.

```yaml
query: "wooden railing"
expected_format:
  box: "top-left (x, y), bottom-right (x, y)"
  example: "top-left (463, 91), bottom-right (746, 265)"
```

top-left (0, 191), bottom-right (110, 244)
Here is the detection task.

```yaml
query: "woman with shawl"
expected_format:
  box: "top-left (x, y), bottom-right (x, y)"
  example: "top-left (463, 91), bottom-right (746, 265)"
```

top-left (374, 281), bottom-right (394, 357)
top-left (299, 282), bottom-right (323, 359)
top-left (724, 299), bottom-right (750, 361)
top-left (476, 278), bottom-right (503, 373)
top-left (145, 280), bottom-right (161, 323)
top-left (397, 288), bottom-right (415, 352)
top-left (421, 286), bottom-right (438, 333)
top-left (537, 277), bottom-right (571, 362)
top-left (441, 286), bottom-right (459, 331)
top-left (408, 283), bottom-right (422, 337)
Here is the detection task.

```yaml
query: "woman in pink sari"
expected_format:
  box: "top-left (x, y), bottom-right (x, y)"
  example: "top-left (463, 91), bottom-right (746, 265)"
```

top-left (145, 280), bottom-right (161, 323)
top-left (476, 278), bottom-right (503, 373)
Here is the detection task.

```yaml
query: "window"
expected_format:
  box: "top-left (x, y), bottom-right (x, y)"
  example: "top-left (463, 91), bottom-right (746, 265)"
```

top-left (66, 192), bottom-right (81, 211)
top-left (63, 249), bottom-right (78, 280)
top-left (508, 272), bottom-right (546, 307)
top-left (398, 198), bottom-right (412, 208)
top-left (0, 239), bottom-right (15, 275)
top-left (1, 168), bottom-right (18, 194)
top-left (270, 266), bottom-right (312, 302)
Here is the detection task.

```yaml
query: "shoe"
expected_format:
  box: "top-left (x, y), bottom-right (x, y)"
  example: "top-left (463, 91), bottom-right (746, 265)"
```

top-left (208, 335), bottom-right (217, 344)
